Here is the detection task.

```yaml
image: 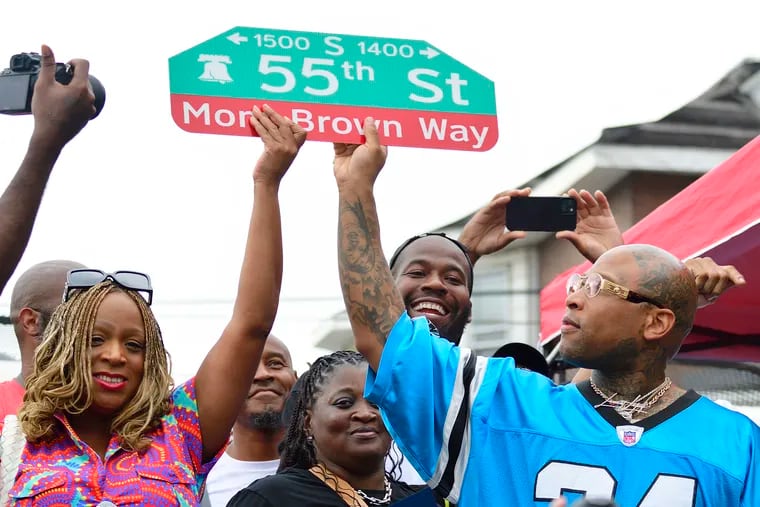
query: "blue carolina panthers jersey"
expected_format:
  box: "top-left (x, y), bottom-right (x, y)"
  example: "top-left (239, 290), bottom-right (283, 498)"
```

top-left (365, 312), bottom-right (760, 507)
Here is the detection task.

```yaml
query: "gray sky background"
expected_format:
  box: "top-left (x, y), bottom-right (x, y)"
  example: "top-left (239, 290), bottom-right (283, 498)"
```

top-left (2, 0), bottom-right (759, 378)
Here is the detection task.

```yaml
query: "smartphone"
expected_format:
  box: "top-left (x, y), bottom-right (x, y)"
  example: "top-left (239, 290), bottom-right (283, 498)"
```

top-left (505, 196), bottom-right (577, 232)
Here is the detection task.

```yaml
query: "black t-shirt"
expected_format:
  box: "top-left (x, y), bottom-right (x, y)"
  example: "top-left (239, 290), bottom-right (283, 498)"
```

top-left (226, 467), bottom-right (420, 506)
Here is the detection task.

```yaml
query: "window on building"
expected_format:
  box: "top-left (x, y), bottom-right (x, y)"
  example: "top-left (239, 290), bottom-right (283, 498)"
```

top-left (469, 265), bottom-right (512, 352)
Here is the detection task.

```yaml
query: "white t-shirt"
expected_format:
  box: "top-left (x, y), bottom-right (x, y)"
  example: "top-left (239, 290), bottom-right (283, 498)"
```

top-left (205, 451), bottom-right (280, 506)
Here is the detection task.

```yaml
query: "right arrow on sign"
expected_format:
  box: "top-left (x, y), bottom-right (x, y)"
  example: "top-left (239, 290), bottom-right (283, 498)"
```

top-left (419, 47), bottom-right (440, 59)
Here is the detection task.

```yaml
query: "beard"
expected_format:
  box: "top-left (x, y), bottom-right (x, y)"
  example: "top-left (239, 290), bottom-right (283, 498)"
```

top-left (245, 408), bottom-right (284, 431)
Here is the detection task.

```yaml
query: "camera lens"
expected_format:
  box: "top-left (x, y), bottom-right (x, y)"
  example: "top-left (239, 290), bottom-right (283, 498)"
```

top-left (561, 199), bottom-right (576, 214)
top-left (10, 54), bottom-right (28, 72)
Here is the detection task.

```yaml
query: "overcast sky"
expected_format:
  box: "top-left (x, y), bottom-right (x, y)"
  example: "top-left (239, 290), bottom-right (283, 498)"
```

top-left (2, 0), bottom-right (759, 376)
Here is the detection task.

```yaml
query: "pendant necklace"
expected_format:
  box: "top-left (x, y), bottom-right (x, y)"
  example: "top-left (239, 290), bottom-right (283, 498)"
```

top-left (590, 376), bottom-right (672, 422)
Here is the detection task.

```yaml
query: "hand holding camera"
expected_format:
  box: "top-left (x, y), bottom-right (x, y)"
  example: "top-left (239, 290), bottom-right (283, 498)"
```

top-left (1, 45), bottom-right (106, 149)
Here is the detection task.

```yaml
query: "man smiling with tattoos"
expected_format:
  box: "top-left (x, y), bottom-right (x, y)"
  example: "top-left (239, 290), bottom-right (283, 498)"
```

top-left (333, 117), bottom-right (760, 507)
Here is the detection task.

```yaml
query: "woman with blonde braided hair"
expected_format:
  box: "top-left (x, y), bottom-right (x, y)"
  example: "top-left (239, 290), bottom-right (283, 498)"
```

top-left (6, 104), bottom-right (306, 507)
top-left (20, 281), bottom-right (172, 453)
top-left (227, 350), bottom-right (435, 507)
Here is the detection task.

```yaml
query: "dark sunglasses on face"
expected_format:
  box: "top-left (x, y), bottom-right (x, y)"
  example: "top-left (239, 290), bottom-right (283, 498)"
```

top-left (63, 269), bottom-right (153, 305)
top-left (565, 272), bottom-right (665, 309)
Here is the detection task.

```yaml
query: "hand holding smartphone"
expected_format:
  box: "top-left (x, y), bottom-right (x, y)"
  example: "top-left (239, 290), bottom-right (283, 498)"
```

top-left (505, 196), bottom-right (577, 232)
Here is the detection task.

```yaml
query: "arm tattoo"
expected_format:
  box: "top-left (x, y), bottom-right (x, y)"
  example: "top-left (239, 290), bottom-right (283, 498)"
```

top-left (338, 197), bottom-right (404, 346)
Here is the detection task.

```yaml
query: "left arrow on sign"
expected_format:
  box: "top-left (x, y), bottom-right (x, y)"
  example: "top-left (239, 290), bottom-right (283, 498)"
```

top-left (227, 33), bottom-right (249, 45)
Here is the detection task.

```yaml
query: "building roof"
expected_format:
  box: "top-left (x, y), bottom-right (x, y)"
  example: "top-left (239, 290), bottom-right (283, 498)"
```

top-left (600, 59), bottom-right (760, 149)
top-left (441, 58), bottom-right (760, 230)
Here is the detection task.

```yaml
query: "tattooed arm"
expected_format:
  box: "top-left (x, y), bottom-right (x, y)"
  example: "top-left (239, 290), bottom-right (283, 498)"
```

top-left (333, 118), bottom-right (404, 371)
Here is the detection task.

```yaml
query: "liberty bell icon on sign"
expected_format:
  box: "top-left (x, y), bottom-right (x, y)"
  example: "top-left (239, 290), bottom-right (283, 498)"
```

top-left (198, 54), bottom-right (233, 84)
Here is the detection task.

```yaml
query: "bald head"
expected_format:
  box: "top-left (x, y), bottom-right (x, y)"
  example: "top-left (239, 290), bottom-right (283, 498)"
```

top-left (263, 334), bottom-right (293, 366)
top-left (10, 260), bottom-right (86, 319)
top-left (10, 260), bottom-right (85, 377)
top-left (598, 244), bottom-right (697, 354)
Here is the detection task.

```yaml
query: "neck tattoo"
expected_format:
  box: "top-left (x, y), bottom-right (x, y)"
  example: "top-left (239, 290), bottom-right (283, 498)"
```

top-left (590, 376), bottom-right (672, 422)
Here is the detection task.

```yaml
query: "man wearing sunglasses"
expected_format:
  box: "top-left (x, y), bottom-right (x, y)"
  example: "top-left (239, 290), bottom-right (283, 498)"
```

top-left (334, 120), bottom-right (759, 507)
top-left (379, 178), bottom-right (744, 504)
top-left (0, 45), bottom-right (95, 297)
top-left (384, 190), bottom-right (747, 505)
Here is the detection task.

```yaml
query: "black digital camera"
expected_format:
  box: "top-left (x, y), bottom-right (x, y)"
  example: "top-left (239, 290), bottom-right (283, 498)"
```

top-left (0, 52), bottom-right (106, 118)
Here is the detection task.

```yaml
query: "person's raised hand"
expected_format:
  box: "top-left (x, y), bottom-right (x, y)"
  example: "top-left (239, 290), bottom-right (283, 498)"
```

top-left (249, 104), bottom-right (307, 185)
top-left (333, 117), bottom-right (387, 191)
top-left (458, 188), bottom-right (531, 264)
top-left (555, 189), bottom-right (623, 263)
top-left (685, 257), bottom-right (746, 308)
top-left (31, 44), bottom-right (95, 149)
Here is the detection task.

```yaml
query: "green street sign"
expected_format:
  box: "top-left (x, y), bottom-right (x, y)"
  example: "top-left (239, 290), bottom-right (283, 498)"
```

top-left (169, 27), bottom-right (498, 151)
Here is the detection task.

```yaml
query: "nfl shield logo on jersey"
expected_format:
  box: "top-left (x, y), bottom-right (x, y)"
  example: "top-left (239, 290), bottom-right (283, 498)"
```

top-left (616, 425), bottom-right (644, 447)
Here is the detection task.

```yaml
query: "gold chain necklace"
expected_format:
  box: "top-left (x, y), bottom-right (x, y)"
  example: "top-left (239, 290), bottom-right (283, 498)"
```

top-left (590, 376), bottom-right (672, 422)
top-left (309, 463), bottom-right (391, 506)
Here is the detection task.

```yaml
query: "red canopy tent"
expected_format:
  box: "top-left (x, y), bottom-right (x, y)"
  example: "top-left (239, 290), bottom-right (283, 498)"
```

top-left (539, 135), bottom-right (760, 362)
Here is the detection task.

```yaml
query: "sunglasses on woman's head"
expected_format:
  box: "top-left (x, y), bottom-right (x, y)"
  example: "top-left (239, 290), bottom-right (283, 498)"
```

top-left (63, 269), bottom-right (153, 305)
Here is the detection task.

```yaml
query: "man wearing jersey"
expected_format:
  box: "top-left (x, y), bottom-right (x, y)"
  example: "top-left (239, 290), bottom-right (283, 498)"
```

top-left (333, 118), bottom-right (759, 507)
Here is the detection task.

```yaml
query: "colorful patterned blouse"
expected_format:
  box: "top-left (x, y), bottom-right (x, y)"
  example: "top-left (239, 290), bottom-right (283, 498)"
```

top-left (8, 378), bottom-right (222, 506)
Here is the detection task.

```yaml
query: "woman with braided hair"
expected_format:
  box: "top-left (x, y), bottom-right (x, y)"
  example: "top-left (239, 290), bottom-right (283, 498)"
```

top-left (227, 350), bottom-right (433, 507)
top-left (5, 105), bottom-right (306, 507)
